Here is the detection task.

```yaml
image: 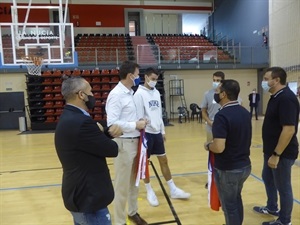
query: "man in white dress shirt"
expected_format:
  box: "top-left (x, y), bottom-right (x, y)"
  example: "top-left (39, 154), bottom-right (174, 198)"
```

top-left (106, 61), bottom-right (148, 225)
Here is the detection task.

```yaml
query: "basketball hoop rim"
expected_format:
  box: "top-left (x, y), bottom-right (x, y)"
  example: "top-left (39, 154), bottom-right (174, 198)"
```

top-left (21, 56), bottom-right (44, 76)
top-left (21, 56), bottom-right (44, 61)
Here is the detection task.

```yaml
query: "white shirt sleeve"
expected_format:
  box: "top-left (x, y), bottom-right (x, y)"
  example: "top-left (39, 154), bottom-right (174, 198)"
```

top-left (133, 90), bottom-right (145, 121)
top-left (106, 91), bottom-right (136, 132)
top-left (159, 96), bottom-right (166, 135)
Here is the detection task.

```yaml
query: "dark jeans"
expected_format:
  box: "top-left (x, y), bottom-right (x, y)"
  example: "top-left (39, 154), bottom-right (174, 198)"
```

top-left (249, 106), bottom-right (258, 119)
top-left (214, 165), bottom-right (251, 225)
top-left (71, 207), bottom-right (112, 225)
top-left (262, 154), bottom-right (295, 224)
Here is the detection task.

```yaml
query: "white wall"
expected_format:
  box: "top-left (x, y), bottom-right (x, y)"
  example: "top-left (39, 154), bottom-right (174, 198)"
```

top-left (267, 0), bottom-right (300, 113)
top-left (269, 0), bottom-right (300, 67)
top-left (144, 13), bottom-right (179, 34)
top-left (163, 69), bottom-right (258, 116)
top-left (73, 27), bottom-right (125, 35)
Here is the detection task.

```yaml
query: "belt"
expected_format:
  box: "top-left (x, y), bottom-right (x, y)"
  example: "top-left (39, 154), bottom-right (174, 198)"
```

top-left (121, 136), bottom-right (140, 139)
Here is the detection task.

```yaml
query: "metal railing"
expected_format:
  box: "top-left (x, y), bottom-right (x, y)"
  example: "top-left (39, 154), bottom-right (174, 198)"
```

top-left (0, 44), bottom-right (269, 70)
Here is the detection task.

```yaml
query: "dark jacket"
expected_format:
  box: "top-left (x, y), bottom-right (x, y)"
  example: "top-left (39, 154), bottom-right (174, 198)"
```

top-left (248, 93), bottom-right (260, 107)
top-left (55, 105), bottom-right (118, 213)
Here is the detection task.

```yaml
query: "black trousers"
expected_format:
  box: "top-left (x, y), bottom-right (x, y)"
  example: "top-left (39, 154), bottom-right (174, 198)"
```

top-left (250, 106), bottom-right (258, 119)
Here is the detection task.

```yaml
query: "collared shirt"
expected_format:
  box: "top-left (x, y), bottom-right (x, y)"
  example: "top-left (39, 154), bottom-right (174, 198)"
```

top-left (67, 103), bottom-right (90, 117)
top-left (219, 100), bottom-right (239, 110)
top-left (106, 81), bottom-right (140, 137)
top-left (252, 93), bottom-right (256, 103)
top-left (212, 100), bottom-right (251, 170)
top-left (262, 87), bottom-right (299, 159)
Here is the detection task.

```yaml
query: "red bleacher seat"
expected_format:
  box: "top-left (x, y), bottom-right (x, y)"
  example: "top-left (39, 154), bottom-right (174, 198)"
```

top-left (101, 69), bottom-right (110, 75)
top-left (91, 69), bottom-right (100, 75)
top-left (45, 109), bottom-right (55, 115)
top-left (45, 116), bottom-right (55, 123)
top-left (110, 69), bottom-right (119, 75)
top-left (82, 69), bottom-right (91, 75)
top-left (42, 70), bottom-right (52, 76)
top-left (101, 77), bottom-right (110, 82)
top-left (52, 70), bottom-right (62, 76)
top-left (43, 94), bottom-right (53, 100)
top-left (72, 69), bottom-right (81, 75)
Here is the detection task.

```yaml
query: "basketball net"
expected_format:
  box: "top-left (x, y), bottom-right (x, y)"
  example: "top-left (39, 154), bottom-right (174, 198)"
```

top-left (22, 56), bottom-right (44, 76)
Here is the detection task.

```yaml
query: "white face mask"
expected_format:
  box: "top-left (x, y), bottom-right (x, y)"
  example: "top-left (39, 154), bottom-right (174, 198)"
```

top-left (261, 81), bottom-right (270, 92)
top-left (148, 80), bottom-right (157, 88)
top-left (212, 82), bottom-right (220, 89)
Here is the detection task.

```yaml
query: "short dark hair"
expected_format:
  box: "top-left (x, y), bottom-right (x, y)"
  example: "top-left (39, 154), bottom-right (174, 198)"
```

top-left (266, 67), bottom-right (287, 85)
top-left (213, 71), bottom-right (225, 80)
top-left (119, 61), bottom-right (140, 80)
top-left (144, 67), bottom-right (158, 76)
top-left (219, 79), bottom-right (240, 101)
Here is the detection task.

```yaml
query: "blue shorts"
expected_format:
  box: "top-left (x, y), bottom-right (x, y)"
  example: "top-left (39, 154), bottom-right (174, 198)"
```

top-left (145, 132), bottom-right (166, 158)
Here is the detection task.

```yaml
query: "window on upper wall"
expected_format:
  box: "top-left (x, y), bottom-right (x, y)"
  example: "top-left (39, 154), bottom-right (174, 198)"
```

top-left (182, 13), bottom-right (209, 35)
top-left (129, 21), bottom-right (136, 36)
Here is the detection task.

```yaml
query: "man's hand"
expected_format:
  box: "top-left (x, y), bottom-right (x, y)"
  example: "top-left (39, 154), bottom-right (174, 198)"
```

top-left (136, 119), bottom-right (147, 130)
top-left (268, 155), bottom-right (280, 169)
top-left (108, 124), bottom-right (123, 138)
top-left (162, 134), bottom-right (166, 142)
top-left (207, 120), bottom-right (213, 127)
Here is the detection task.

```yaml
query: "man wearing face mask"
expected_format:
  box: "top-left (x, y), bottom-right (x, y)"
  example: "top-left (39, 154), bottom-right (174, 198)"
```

top-left (106, 61), bottom-right (148, 225)
top-left (55, 75), bottom-right (123, 225)
top-left (204, 79), bottom-right (252, 225)
top-left (248, 88), bottom-right (260, 120)
top-left (133, 67), bottom-right (191, 207)
top-left (253, 67), bottom-right (299, 225)
top-left (200, 71), bottom-right (225, 191)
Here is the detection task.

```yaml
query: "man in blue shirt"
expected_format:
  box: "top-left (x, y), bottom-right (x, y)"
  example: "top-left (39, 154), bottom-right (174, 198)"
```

top-left (204, 79), bottom-right (252, 225)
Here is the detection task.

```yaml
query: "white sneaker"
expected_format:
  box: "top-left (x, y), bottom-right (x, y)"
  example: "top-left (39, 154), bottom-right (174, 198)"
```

top-left (170, 187), bottom-right (191, 199)
top-left (147, 190), bottom-right (159, 207)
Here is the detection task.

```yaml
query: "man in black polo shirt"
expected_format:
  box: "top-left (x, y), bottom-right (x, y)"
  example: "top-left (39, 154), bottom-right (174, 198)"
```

top-left (253, 67), bottom-right (299, 225)
top-left (204, 79), bottom-right (252, 225)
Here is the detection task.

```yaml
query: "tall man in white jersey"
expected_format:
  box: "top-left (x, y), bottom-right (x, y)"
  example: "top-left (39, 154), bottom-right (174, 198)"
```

top-left (133, 67), bottom-right (191, 207)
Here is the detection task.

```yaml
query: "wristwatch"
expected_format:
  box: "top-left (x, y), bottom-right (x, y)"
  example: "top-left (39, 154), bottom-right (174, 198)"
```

top-left (272, 151), bottom-right (281, 157)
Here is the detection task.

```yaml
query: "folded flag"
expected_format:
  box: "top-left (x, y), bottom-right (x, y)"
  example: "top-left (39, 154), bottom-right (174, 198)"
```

top-left (208, 151), bottom-right (221, 211)
top-left (135, 130), bottom-right (149, 186)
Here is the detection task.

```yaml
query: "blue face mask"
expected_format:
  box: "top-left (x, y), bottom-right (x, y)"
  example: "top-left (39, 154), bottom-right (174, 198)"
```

top-left (212, 82), bottom-right (220, 90)
top-left (261, 81), bottom-right (270, 92)
top-left (132, 76), bottom-right (141, 86)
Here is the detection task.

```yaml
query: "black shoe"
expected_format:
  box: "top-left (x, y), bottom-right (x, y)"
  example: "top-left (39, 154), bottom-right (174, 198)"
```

top-left (205, 183), bottom-right (208, 189)
top-left (128, 213), bottom-right (148, 225)
top-left (262, 218), bottom-right (292, 225)
top-left (253, 206), bottom-right (279, 217)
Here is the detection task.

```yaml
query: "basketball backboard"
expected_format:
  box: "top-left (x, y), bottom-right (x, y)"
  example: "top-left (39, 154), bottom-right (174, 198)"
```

top-left (0, 0), bottom-right (76, 68)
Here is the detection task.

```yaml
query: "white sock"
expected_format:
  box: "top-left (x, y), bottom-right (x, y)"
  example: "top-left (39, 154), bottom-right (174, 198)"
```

top-left (145, 183), bottom-right (153, 193)
top-left (167, 179), bottom-right (177, 193)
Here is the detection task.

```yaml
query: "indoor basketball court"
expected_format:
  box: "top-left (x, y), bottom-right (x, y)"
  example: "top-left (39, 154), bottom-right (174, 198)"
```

top-left (0, 1), bottom-right (299, 225)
